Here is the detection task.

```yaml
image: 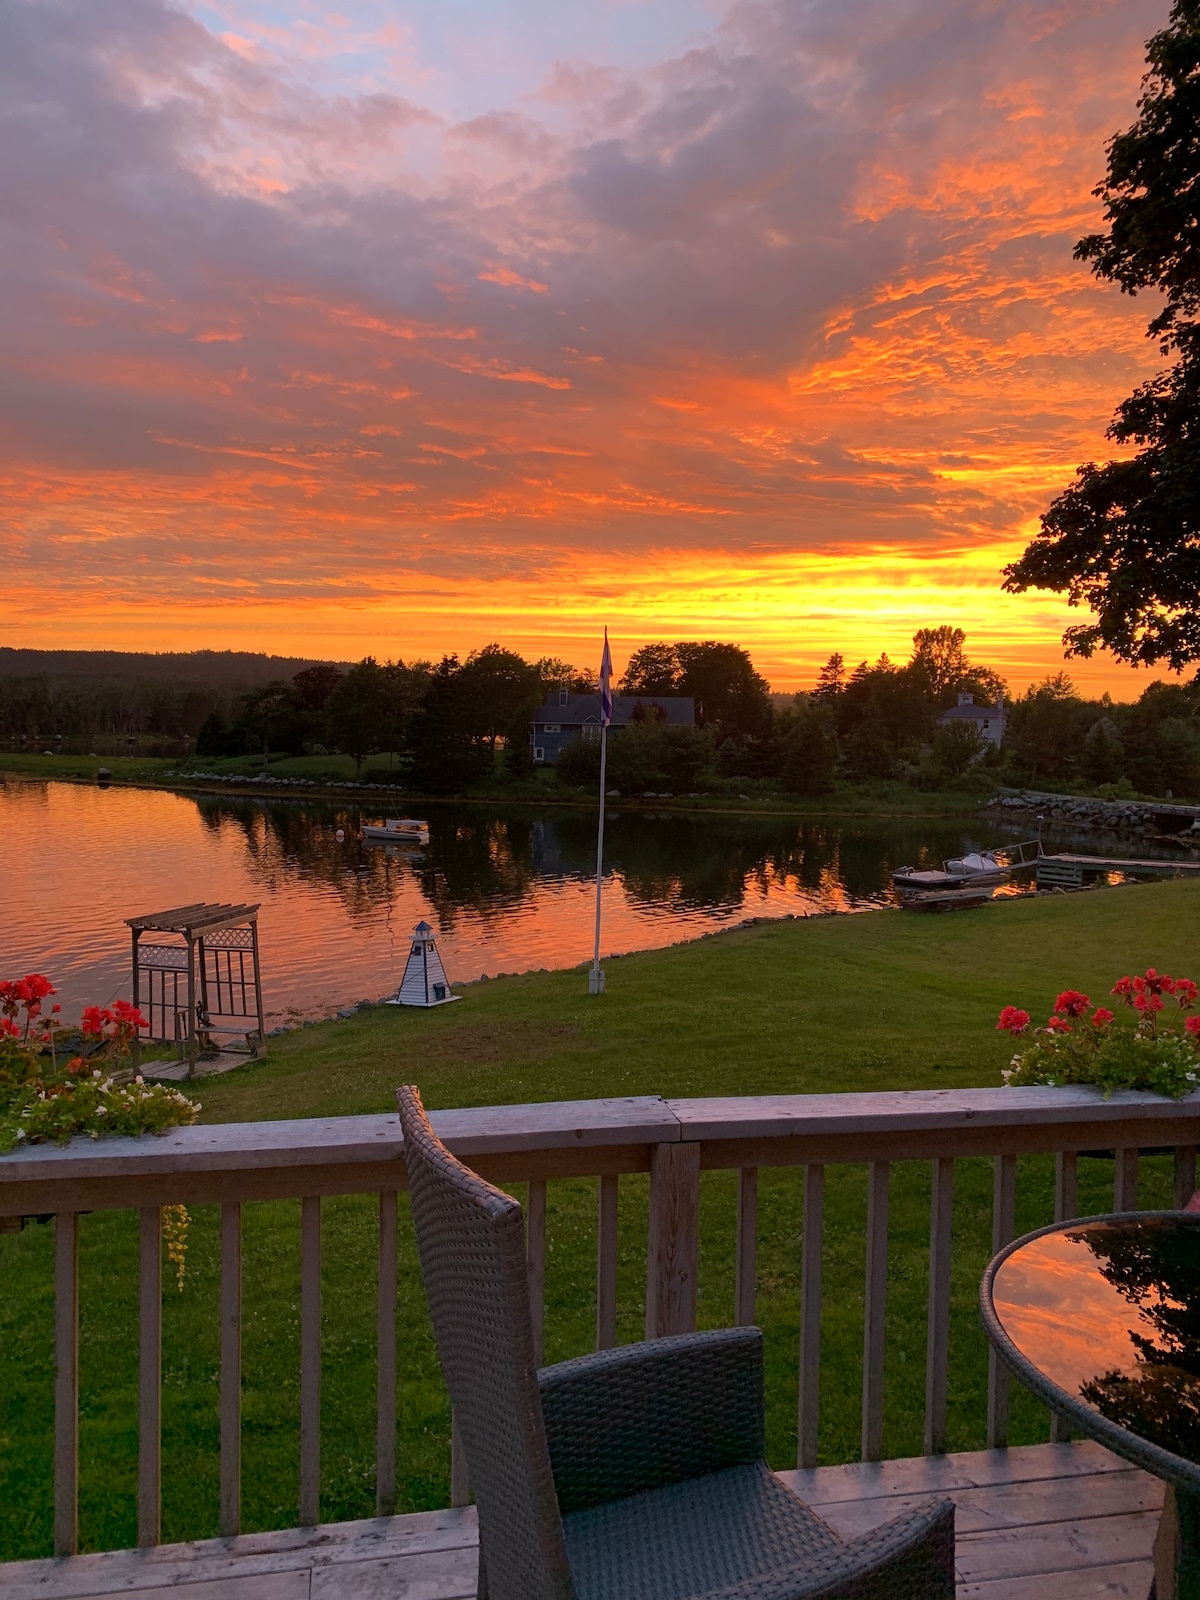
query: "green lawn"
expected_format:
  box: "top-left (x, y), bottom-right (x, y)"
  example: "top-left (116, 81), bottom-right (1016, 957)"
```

top-left (0, 753), bottom-right (177, 783)
top-left (3, 881), bottom-right (1198, 1561)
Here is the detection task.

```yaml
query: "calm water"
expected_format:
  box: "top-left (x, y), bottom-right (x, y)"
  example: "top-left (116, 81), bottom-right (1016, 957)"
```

top-left (1, 780), bottom-right (1037, 1026)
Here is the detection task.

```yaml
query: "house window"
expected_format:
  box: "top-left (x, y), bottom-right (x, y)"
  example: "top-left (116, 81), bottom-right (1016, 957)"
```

top-left (534, 747), bottom-right (546, 762)
top-left (543, 723), bottom-right (561, 733)
top-left (559, 689), bottom-right (568, 706)
top-left (581, 724), bottom-right (600, 742)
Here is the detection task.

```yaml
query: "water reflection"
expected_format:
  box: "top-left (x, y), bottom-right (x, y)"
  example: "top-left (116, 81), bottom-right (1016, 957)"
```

top-left (1, 779), bottom-right (1034, 1026)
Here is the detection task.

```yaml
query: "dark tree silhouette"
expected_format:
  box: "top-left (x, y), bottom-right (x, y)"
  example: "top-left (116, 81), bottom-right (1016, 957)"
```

top-left (1003, 1), bottom-right (1200, 669)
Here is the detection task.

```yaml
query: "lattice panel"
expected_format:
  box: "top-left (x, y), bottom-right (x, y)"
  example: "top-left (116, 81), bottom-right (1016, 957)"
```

top-left (137, 943), bottom-right (189, 971)
top-left (203, 927), bottom-right (256, 950)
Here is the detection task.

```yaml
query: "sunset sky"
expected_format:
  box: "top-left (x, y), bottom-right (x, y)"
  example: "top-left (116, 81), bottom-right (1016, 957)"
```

top-left (0, 0), bottom-right (1178, 694)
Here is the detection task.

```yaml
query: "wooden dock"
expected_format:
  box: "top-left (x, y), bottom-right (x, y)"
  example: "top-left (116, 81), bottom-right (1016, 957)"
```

top-left (1044, 852), bottom-right (1200, 873)
top-left (1038, 852), bottom-right (1200, 888)
top-left (0, 1442), bottom-right (1161, 1599)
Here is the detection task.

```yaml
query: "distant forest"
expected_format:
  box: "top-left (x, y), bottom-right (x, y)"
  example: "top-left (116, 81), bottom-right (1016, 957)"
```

top-left (4, 635), bottom-right (1200, 800)
top-left (0, 648), bottom-right (348, 743)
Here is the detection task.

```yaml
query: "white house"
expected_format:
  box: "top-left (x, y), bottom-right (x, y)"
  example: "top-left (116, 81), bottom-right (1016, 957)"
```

top-left (938, 691), bottom-right (1006, 747)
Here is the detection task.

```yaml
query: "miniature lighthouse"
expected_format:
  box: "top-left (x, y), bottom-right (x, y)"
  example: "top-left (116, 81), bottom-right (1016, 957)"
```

top-left (389, 920), bottom-right (460, 1008)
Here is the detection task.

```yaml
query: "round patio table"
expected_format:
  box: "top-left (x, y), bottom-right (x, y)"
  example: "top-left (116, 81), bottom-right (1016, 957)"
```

top-left (982, 1212), bottom-right (1200, 1600)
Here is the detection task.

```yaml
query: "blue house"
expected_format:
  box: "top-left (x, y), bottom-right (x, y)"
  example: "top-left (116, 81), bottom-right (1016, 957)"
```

top-left (530, 691), bottom-right (696, 764)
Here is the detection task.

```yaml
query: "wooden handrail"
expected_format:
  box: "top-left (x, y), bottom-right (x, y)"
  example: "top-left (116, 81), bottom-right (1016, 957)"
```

top-left (5, 1087), bottom-right (1200, 1214)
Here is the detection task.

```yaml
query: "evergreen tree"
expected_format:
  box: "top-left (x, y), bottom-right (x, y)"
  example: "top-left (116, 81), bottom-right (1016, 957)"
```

top-left (813, 653), bottom-right (845, 700)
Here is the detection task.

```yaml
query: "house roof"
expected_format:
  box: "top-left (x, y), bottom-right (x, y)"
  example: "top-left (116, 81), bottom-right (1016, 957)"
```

top-left (532, 693), bottom-right (696, 728)
top-left (940, 702), bottom-right (1003, 722)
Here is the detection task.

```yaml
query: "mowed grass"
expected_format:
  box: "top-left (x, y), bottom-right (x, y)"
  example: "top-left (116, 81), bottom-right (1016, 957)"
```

top-left (3, 880), bottom-right (1199, 1561)
top-left (0, 753), bottom-right (176, 783)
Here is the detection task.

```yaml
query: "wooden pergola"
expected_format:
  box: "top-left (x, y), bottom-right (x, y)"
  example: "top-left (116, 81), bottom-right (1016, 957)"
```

top-left (126, 903), bottom-right (265, 1078)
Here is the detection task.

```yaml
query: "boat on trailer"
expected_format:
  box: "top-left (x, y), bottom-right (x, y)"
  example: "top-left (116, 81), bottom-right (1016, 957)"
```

top-left (361, 817), bottom-right (430, 846)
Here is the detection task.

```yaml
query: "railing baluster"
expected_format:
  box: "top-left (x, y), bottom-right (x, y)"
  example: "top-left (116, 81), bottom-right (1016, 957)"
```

top-left (861, 1161), bottom-right (889, 1463)
top-left (645, 1142), bottom-right (701, 1340)
top-left (987, 1154), bottom-right (1017, 1449)
top-left (735, 1168), bottom-right (758, 1327)
top-left (526, 1179), bottom-right (546, 1368)
top-left (596, 1174), bottom-right (618, 1351)
top-left (1051, 1151), bottom-right (1079, 1443)
top-left (450, 1409), bottom-right (470, 1507)
top-left (376, 1190), bottom-right (398, 1517)
top-left (138, 1206), bottom-right (162, 1548)
top-left (1115, 1146), bottom-right (1139, 1210)
top-left (1054, 1150), bottom-right (1078, 1222)
top-left (1175, 1145), bottom-right (1197, 1209)
top-left (798, 1163), bottom-right (824, 1470)
top-left (220, 1202), bottom-right (241, 1537)
top-left (299, 1195), bottom-right (321, 1527)
top-left (924, 1156), bottom-right (954, 1456)
top-left (53, 1212), bottom-right (79, 1559)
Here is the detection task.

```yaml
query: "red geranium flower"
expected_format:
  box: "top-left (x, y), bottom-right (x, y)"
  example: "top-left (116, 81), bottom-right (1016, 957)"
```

top-left (1175, 979), bottom-right (1199, 1009)
top-left (1045, 1015), bottom-right (1073, 1034)
top-left (1186, 1016), bottom-right (1200, 1039)
top-left (1054, 990), bottom-right (1091, 1018)
top-left (997, 1006), bottom-right (1031, 1035)
top-left (1091, 1008), bottom-right (1115, 1027)
top-left (1134, 993), bottom-right (1165, 1014)
top-left (1112, 977), bottom-right (1135, 1002)
top-left (80, 1006), bottom-right (106, 1035)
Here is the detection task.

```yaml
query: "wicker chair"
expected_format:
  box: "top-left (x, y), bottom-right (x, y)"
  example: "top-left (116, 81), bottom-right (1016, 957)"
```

top-left (398, 1085), bottom-right (955, 1600)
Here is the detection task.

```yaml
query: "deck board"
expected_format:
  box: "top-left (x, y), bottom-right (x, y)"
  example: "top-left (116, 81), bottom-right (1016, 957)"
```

top-left (0, 1443), bottom-right (1160, 1600)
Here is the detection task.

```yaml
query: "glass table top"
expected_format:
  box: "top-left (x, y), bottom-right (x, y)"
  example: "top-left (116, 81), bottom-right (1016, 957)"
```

top-left (989, 1214), bottom-right (1200, 1466)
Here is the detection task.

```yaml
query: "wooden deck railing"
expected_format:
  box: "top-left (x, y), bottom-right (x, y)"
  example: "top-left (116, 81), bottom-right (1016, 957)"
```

top-left (3, 1086), bottom-right (1199, 1557)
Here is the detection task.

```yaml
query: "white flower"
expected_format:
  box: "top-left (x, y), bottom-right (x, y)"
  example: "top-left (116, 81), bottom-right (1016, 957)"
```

top-left (135, 1075), bottom-right (143, 1085)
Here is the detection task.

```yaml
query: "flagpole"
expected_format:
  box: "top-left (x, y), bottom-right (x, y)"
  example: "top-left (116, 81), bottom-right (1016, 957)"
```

top-left (590, 721), bottom-right (608, 995)
top-left (590, 628), bottom-right (613, 996)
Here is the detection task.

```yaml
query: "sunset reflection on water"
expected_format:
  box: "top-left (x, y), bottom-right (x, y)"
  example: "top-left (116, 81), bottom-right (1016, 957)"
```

top-left (994, 1230), bottom-right (1161, 1400)
top-left (992, 1218), bottom-right (1200, 1463)
top-left (2, 779), bottom-right (1022, 1026)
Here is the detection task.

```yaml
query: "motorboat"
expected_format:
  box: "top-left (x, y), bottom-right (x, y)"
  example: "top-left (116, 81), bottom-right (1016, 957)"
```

top-left (892, 841), bottom-right (1040, 895)
top-left (941, 850), bottom-right (1012, 887)
top-left (361, 817), bottom-right (430, 846)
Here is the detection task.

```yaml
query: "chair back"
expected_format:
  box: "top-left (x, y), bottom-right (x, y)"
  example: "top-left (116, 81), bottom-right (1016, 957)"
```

top-left (398, 1085), bottom-right (575, 1600)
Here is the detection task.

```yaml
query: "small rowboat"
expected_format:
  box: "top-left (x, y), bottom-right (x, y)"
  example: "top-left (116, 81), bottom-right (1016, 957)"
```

top-left (362, 818), bottom-right (430, 846)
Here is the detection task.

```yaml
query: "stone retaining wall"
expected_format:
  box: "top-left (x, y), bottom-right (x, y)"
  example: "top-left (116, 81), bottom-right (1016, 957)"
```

top-left (986, 788), bottom-right (1200, 840)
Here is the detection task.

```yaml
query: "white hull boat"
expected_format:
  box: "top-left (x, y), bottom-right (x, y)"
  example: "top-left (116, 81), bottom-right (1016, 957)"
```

top-left (892, 841), bottom-right (1040, 895)
top-left (362, 818), bottom-right (430, 847)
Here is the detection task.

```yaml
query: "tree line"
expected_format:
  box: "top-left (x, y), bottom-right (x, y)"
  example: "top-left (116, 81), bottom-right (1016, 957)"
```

top-left (0, 649), bottom-right (344, 744)
top-left (195, 648), bottom-right (594, 793)
top-left (8, 630), bottom-right (1199, 799)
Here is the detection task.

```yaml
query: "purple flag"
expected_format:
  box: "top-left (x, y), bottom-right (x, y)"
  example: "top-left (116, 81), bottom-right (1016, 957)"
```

top-left (599, 629), bottom-right (613, 726)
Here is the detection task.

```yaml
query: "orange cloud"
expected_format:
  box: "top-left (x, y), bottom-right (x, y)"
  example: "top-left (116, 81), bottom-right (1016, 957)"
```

top-left (0, 0), bottom-right (1174, 697)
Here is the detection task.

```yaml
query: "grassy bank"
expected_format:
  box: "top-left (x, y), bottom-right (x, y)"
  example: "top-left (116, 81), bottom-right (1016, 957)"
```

top-left (4, 882), bottom-right (1199, 1560)
top-left (1, 753), bottom-right (988, 819)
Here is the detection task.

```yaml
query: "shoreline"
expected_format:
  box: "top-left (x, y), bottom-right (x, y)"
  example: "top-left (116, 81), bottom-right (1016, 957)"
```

top-left (0, 763), bottom-right (990, 822)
